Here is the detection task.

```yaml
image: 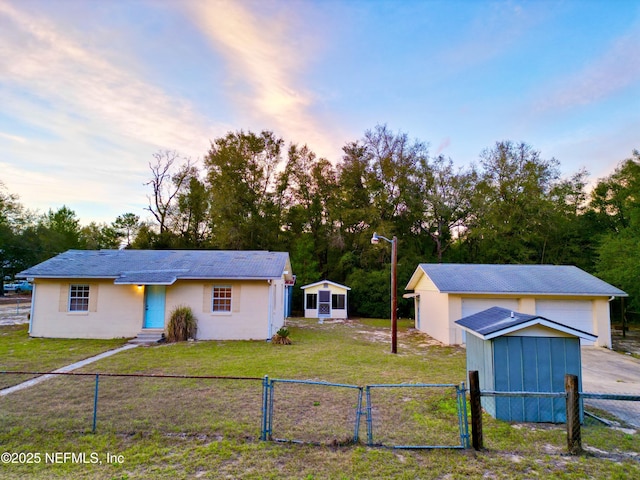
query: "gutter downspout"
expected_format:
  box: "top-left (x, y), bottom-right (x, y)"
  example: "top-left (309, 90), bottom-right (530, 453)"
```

top-left (267, 279), bottom-right (273, 341)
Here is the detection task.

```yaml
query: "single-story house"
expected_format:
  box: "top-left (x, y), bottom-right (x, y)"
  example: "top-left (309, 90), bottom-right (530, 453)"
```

top-left (456, 306), bottom-right (595, 422)
top-left (300, 280), bottom-right (350, 320)
top-left (18, 249), bottom-right (294, 341)
top-left (404, 264), bottom-right (627, 348)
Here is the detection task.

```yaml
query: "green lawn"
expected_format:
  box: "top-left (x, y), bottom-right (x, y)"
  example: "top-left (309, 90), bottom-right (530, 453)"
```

top-left (0, 318), bottom-right (638, 479)
top-left (0, 324), bottom-right (127, 389)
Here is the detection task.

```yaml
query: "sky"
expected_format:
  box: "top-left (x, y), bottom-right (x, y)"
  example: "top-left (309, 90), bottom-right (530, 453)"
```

top-left (1, 0), bottom-right (639, 225)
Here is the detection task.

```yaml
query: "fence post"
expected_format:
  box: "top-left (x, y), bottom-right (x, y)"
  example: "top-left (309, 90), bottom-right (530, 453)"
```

top-left (469, 370), bottom-right (483, 450)
top-left (92, 374), bottom-right (99, 433)
top-left (565, 374), bottom-right (581, 454)
top-left (261, 375), bottom-right (269, 441)
top-left (267, 378), bottom-right (275, 440)
top-left (365, 386), bottom-right (373, 446)
top-left (353, 387), bottom-right (363, 444)
top-left (458, 382), bottom-right (470, 448)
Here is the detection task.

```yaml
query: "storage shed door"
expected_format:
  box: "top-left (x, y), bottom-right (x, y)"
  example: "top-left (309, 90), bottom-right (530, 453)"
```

top-left (535, 300), bottom-right (595, 346)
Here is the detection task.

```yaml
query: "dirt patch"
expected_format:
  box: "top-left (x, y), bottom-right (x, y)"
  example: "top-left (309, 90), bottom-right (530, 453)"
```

top-left (612, 325), bottom-right (640, 357)
top-left (0, 293), bottom-right (31, 305)
top-left (0, 294), bottom-right (31, 326)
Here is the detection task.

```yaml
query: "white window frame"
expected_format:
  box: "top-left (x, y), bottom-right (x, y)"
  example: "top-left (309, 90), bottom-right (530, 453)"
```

top-left (306, 293), bottom-right (317, 310)
top-left (212, 285), bottom-right (232, 314)
top-left (332, 293), bottom-right (346, 310)
top-left (69, 284), bottom-right (90, 312)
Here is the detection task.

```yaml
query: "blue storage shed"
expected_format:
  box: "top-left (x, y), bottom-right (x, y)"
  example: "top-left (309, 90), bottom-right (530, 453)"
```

top-left (456, 307), bottom-right (597, 423)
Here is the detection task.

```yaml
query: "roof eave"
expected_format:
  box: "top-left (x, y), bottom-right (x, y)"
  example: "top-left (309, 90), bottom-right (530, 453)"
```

top-left (405, 265), bottom-right (427, 291)
top-left (22, 275), bottom-right (119, 280)
top-left (178, 276), bottom-right (283, 281)
top-left (459, 318), bottom-right (598, 341)
top-left (441, 290), bottom-right (627, 297)
top-left (300, 279), bottom-right (351, 290)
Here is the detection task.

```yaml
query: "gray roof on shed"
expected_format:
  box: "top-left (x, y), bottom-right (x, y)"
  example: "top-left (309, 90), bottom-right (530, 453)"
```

top-left (455, 306), bottom-right (598, 341)
top-left (19, 250), bottom-right (292, 285)
top-left (406, 263), bottom-right (627, 297)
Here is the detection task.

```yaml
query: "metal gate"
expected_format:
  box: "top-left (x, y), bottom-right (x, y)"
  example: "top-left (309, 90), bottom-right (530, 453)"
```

top-left (264, 378), bottom-right (364, 445)
top-left (365, 383), bottom-right (469, 449)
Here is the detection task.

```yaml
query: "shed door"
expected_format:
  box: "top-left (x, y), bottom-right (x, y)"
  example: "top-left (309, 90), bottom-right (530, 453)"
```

top-left (535, 300), bottom-right (595, 346)
top-left (493, 336), bottom-right (582, 423)
top-left (318, 290), bottom-right (331, 317)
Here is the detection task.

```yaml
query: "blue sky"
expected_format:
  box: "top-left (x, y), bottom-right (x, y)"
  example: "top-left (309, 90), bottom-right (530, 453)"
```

top-left (1, 0), bottom-right (639, 224)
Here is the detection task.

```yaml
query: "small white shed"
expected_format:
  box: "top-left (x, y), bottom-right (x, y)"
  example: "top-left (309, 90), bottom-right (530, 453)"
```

top-left (301, 280), bottom-right (350, 320)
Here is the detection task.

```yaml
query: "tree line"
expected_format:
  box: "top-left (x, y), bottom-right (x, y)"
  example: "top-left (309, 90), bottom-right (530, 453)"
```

top-left (1, 125), bottom-right (638, 317)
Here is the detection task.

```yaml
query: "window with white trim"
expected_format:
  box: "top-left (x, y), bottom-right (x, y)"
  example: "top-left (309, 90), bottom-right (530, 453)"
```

top-left (212, 285), bottom-right (232, 312)
top-left (332, 294), bottom-right (346, 310)
top-left (306, 293), bottom-right (317, 310)
top-left (69, 284), bottom-right (90, 312)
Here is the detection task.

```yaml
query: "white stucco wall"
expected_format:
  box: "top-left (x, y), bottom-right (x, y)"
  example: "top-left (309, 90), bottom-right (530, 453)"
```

top-left (30, 277), bottom-right (288, 341)
top-left (167, 279), bottom-right (281, 340)
top-left (30, 279), bottom-right (144, 339)
top-left (593, 298), bottom-right (612, 348)
top-left (417, 290), bottom-right (451, 344)
top-left (413, 274), bottom-right (452, 344)
top-left (413, 286), bottom-right (613, 347)
top-left (408, 267), bottom-right (616, 348)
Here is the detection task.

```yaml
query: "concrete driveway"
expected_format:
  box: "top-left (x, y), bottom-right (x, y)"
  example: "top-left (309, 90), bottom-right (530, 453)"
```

top-left (581, 346), bottom-right (640, 428)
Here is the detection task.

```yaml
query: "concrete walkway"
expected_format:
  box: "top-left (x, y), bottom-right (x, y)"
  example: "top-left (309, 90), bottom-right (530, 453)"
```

top-left (581, 346), bottom-right (640, 428)
top-left (0, 343), bottom-right (138, 397)
top-left (581, 347), bottom-right (640, 394)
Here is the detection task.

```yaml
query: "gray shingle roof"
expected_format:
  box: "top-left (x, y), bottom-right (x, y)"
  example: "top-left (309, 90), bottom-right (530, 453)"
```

top-left (455, 306), bottom-right (597, 340)
top-left (407, 263), bottom-right (627, 297)
top-left (19, 250), bottom-right (291, 285)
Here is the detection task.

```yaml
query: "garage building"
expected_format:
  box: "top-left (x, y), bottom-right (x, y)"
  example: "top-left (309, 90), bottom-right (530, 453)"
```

top-left (404, 264), bottom-right (627, 348)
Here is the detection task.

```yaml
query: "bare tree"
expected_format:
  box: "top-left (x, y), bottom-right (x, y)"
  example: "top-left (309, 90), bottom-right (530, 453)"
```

top-left (145, 150), bottom-right (197, 234)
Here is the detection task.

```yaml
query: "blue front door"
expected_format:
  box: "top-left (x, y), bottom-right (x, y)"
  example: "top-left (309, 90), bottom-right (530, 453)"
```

top-left (144, 285), bottom-right (166, 329)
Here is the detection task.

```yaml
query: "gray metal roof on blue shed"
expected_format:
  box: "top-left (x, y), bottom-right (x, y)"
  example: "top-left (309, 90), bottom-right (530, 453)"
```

top-left (19, 249), bottom-right (291, 282)
top-left (407, 263), bottom-right (627, 296)
top-left (455, 306), bottom-right (597, 340)
top-left (456, 306), bottom-right (541, 336)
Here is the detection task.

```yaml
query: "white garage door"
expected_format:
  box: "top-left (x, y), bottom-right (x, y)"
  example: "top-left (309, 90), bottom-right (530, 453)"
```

top-left (535, 300), bottom-right (595, 346)
top-left (461, 298), bottom-right (519, 344)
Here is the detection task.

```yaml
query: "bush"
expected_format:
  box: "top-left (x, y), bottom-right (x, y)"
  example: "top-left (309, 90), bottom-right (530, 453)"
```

top-left (166, 305), bottom-right (197, 342)
top-left (272, 327), bottom-right (292, 345)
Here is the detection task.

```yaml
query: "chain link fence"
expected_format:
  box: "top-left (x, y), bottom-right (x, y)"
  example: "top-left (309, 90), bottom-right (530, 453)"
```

top-left (266, 379), bottom-right (363, 445)
top-left (365, 383), bottom-right (469, 448)
top-left (0, 372), bottom-right (468, 449)
top-left (469, 371), bottom-right (640, 456)
top-left (2, 370), bottom-right (637, 456)
top-left (0, 372), bottom-right (264, 439)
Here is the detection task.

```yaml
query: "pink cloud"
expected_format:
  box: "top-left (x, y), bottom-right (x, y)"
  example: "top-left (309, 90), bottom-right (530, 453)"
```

top-left (537, 27), bottom-right (640, 111)
top-left (435, 137), bottom-right (451, 155)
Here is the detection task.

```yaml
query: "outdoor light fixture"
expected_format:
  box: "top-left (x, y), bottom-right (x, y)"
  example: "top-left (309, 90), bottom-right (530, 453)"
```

top-left (370, 232), bottom-right (398, 354)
